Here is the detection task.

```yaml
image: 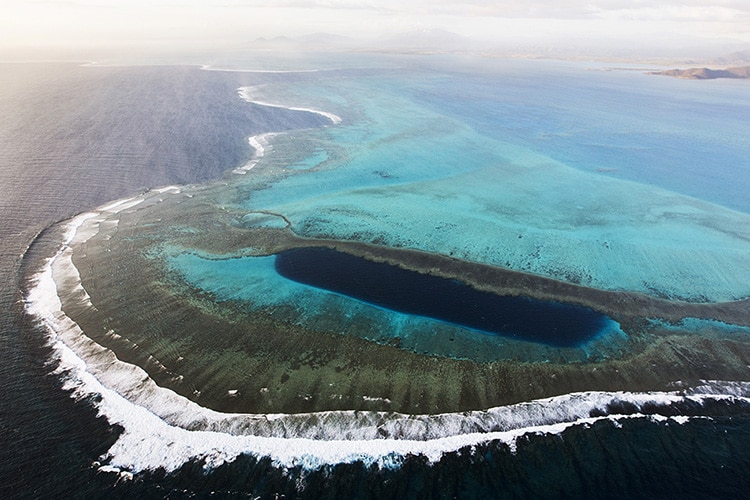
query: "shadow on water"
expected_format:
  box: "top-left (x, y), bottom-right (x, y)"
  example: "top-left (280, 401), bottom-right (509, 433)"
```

top-left (275, 247), bottom-right (612, 347)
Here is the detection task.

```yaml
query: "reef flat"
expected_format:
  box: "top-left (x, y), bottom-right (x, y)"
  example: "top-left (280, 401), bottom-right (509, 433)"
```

top-left (50, 177), bottom-right (750, 416)
top-left (26, 58), bottom-right (750, 474)
top-left (650, 65), bottom-right (750, 80)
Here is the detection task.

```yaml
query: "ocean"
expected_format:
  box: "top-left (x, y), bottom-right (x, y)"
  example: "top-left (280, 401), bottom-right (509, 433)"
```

top-left (2, 54), bottom-right (750, 498)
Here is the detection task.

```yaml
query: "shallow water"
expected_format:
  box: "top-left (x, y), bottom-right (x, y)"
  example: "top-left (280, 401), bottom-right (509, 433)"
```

top-left (222, 60), bottom-right (750, 304)
top-left (0, 60), bottom-right (335, 496)
top-left (274, 246), bottom-right (612, 347)
top-left (9, 55), bottom-right (750, 496)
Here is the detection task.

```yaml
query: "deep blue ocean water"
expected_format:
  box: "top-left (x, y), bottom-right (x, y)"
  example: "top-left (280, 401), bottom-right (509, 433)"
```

top-left (2, 55), bottom-right (750, 498)
top-left (0, 61), bottom-right (325, 497)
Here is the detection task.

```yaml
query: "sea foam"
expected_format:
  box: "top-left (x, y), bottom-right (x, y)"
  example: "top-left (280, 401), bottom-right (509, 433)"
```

top-left (22, 66), bottom-right (750, 478)
top-left (230, 85), bottom-right (340, 175)
top-left (24, 204), bottom-right (750, 475)
top-left (232, 133), bottom-right (276, 175)
top-left (238, 86), bottom-right (342, 125)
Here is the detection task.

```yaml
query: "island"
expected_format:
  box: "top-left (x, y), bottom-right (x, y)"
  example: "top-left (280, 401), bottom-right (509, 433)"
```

top-left (650, 65), bottom-right (750, 79)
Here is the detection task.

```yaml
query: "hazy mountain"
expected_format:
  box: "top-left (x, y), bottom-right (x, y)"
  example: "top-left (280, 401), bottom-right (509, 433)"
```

top-left (650, 65), bottom-right (750, 80)
top-left (715, 50), bottom-right (750, 65)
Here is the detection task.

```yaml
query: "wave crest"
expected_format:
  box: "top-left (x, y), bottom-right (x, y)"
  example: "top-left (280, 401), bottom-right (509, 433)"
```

top-left (24, 207), bottom-right (750, 474)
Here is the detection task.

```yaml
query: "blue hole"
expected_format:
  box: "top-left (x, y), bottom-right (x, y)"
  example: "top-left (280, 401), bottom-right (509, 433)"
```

top-left (275, 247), bottom-right (612, 347)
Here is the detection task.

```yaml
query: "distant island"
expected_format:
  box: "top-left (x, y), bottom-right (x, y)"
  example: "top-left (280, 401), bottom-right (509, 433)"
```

top-left (650, 65), bottom-right (750, 80)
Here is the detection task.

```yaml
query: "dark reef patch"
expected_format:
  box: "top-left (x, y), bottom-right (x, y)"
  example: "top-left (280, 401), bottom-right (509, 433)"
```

top-left (275, 247), bottom-right (611, 347)
top-left (41, 193), bottom-right (750, 414)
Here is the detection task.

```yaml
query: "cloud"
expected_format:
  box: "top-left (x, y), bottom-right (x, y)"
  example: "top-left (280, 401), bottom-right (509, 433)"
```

top-left (2, 0), bottom-right (748, 51)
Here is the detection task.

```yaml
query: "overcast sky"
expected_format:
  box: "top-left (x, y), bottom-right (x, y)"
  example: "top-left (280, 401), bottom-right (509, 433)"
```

top-left (2, 1), bottom-right (749, 53)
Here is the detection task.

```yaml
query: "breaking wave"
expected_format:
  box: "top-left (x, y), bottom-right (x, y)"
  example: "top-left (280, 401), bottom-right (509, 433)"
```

top-left (24, 204), bottom-right (750, 475)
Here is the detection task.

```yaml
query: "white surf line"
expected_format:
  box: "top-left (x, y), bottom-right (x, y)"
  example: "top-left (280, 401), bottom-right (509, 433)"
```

top-left (152, 185), bottom-right (181, 194)
top-left (232, 133), bottom-right (277, 175)
top-left (99, 197), bottom-right (144, 213)
top-left (25, 189), bottom-right (750, 476)
top-left (200, 64), bottom-right (338, 74)
top-left (238, 86), bottom-right (342, 125)
top-left (100, 412), bottom-right (690, 476)
top-left (25, 211), bottom-right (750, 477)
top-left (231, 85), bottom-right (341, 175)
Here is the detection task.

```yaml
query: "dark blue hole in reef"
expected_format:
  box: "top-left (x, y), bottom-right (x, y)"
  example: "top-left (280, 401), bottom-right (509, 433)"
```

top-left (275, 247), bottom-right (611, 347)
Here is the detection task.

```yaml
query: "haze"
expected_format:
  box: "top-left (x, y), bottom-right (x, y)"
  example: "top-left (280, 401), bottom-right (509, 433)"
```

top-left (2, 1), bottom-right (749, 60)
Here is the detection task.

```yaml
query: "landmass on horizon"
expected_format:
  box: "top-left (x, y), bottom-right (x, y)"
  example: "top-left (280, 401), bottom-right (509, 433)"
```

top-left (221, 30), bottom-right (750, 65)
top-left (650, 65), bottom-right (750, 79)
top-left (3, 28), bottom-right (749, 69)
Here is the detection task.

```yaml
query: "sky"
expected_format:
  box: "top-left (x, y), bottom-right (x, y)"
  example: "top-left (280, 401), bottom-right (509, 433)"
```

top-left (1, 1), bottom-right (749, 56)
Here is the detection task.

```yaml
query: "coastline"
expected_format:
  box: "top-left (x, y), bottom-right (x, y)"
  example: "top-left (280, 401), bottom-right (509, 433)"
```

top-left (238, 86), bottom-right (343, 125)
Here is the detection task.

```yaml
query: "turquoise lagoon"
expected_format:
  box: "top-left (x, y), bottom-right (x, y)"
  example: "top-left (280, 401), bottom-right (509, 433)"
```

top-left (172, 58), bottom-right (750, 321)
top-left (57, 56), bottom-right (750, 417)
top-left (18, 56), bottom-right (750, 491)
